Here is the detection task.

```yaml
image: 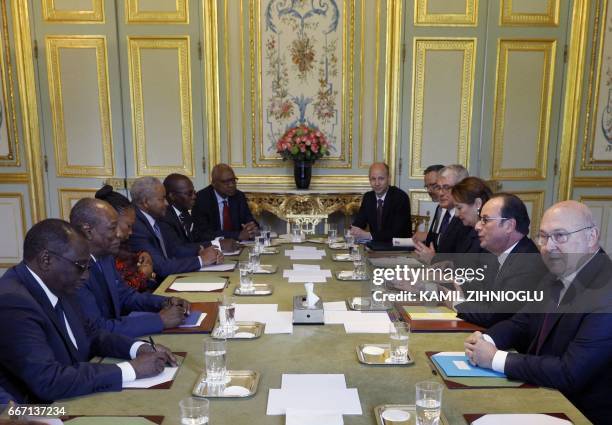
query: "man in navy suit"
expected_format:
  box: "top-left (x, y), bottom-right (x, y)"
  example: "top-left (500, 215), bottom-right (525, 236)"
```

top-left (0, 385), bottom-right (13, 405)
top-left (350, 162), bottom-right (412, 242)
top-left (161, 173), bottom-right (239, 254)
top-left (192, 164), bottom-right (259, 241)
top-left (0, 219), bottom-right (175, 403)
top-left (71, 198), bottom-right (190, 337)
top-left (128, 177), bottom-right (224, 281)
top-left (465, 201), bottom-right (612, 424)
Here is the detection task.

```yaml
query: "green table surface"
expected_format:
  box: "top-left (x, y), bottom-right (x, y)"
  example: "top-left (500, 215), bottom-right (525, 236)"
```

top-left (53, 243), bottom-right (590, 425)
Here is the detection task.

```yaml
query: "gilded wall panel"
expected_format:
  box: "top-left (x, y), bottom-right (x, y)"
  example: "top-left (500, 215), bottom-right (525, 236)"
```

top-left (514, 190), bottom-right (544, 240)
top-left (126, 0), bottom-right (188, 24)
top-left (500, 0), bottom-right (560, 27)
top-left (415, 0), bottom-right (478, 27)
top-left (580, 195), bottom-right (612, 252)
top-left (128, 37), bottom-right (194, 177)
top-left (409, 189), bottom-right (435, 232)
top-left (0, 193), bottom-right (25, 267)
top-left (410, 39), bottom-right (475, 177)
top-left (45, 36), bottom-right (114, 177)
top-left (0, 1), bottom-right (19, 166)
top-left (58, 188), bottom-right (97, 220)
top-left (491, 40), bottom-right (556, 180)
top-left (42, 0), bottom-right (104, 23)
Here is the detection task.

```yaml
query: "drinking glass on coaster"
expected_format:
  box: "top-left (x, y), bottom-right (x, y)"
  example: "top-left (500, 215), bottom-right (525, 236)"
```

top-left (204, 339), bottom-right (227, 383)
top-left (179, 397), bottom-right (209, 425)
top-left (291, 223), bottom-right (302, 242)
top-left (349, 244), bottom-right (360, 261)
top-left (345, 233), bottom-right (355, 248)
top-left (415, 381), bottom-right (443, 425)
top-left (218, 296), bottom-right (236, 336)
top-left (389, 322), bottom-right (410, 363)
top-left (327, 223), bottom-right (338, 245)
top-left (238, 261), bottom-right (254, 293)
top-left (248, 248), bottom-right (260, 272)
top-left (353, 255), bottom-right (367, 279)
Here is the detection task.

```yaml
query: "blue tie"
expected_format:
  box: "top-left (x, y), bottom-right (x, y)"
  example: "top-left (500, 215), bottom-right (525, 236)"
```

top-left (153, 222), bottom-right (168, 259)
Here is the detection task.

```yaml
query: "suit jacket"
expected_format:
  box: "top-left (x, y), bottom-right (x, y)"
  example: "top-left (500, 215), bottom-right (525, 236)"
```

top-left (486, 251), bottom-right (612, 425)
top-left (192, 185), bottom-right (257, 240)
top-left (457, 236), bottom-right (548, 327)
top-left (76, 255), bottom-right (166, 337)
top-left (158, 206), bottom-right (206, 256)
top-left (0, 263), bottom-right (134, 403)
top-left (0, 385), bottom-right (13, 404)
top-left (426, 214), bottom-right (473, 253)
top-left (352, 186), bottom-right (412, 242)
top-left (128, 209), bottom-right (201, 280)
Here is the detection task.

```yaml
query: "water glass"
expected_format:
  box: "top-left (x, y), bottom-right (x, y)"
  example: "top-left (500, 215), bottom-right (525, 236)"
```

top-left (345, 233), bottom-right (355, 248)
top-left (415, 381), bottom-right (443, 425)
top-left (204, 339), bottom-right (227, 383)
top-left (179, 397), bottom-right (209, 425)
top-left (248, 248), bottom-right (260, 272)
top-left (254, 236), bottom-right (265, 253)
top-left (353, 257), bottom-right (366, 279)
top-left (349, 244), bottom-right (360, 261)
top-left (261, 225), bottom-right (272, 246)
top-left (327, 223), bottom-right (338, 244)
top-left (291, 224), bottom-right (302, 242)
top-left (238, 261), bottom-right (253, 292)
top-left (218, 296), bottom-right (236, 335)
top-left (389, 322), bottom-right (410, 363)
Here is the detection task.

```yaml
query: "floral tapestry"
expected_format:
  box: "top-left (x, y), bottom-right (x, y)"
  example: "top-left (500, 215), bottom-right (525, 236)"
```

top-left (262, 0), bottom-right (342, 159)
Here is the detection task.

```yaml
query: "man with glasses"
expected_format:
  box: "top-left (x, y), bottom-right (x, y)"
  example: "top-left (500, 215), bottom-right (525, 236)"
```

top-left (129, 177), bottom-right (223, 281)
top-left (455, 193), bottom-right (547, 327)
top-left (71, 198), bottom-right (191, 337)
top-left (0, 219), bottom-right (175, 403)
top-left (192, 163), bottom-right (259, 241)
top-left (160, 173), bottom-right (238, 254)
top-left (465, 201), bottom-right (612, 424)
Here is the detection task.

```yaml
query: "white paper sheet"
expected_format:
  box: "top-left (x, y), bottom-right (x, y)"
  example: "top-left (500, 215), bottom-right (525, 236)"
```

top-left (293, 264), bottom-right (322, 270)
top-left (392, 238), bottom-right (415, 248)
top-left (343, 321), bottom-right (391, 334)
top-left (169, 280), bottom-right (227, 292)
top-left (234, 304), bottom-right (278, 321)
top-left (287, 273), bottom-right (328, 283)
top-left (323, 301), bottom-right (348, 311)
top-left (472, 414), bottom-right (572, 425)
top-left (288, 253), bottom-right (325, 260)
top-left (323, 311), bottom-right (390, 325)
top-left (267, 388), bottom-right (362, 415)
top-left (178, 312), bottom-right (206, 328)
top-left (199, 263), bottom-right (236, 272)
top-left (123, 365), bottom-right (178, 388)
top-left (281, 374), bottom-right (347, 390)
top-left (264, 312), bottom-right (294, 334)
top-left (286, 409), bottom-right (344, 425)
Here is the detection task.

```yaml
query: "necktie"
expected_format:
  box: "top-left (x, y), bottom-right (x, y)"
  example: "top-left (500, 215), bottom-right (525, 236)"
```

top-left (376, 199), bottom-right (384, 230)
top-left (53, 300), bottom-right (69, 336)
top-left (179, 210), bottom-right (193, 240)
top-left (438, 210), bottom-right (451, 235)
top-left (535, 279), bottom-right (564, 353)
top-left (152, 222), bottom-right (168, 259)
top-left (223, 200), bottom-right (233, 231)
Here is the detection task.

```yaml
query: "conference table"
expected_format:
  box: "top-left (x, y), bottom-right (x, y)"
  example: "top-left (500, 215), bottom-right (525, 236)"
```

top-left (53, 241), bottom-right (590, 425)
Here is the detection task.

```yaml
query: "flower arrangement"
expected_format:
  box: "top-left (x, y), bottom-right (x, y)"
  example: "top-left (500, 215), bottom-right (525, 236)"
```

top-left (276, 125), bottom-right (331, 162)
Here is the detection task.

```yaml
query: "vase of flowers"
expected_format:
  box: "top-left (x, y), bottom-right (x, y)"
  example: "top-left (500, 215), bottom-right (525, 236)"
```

top-left (276, 125), bottom-right (330, 189)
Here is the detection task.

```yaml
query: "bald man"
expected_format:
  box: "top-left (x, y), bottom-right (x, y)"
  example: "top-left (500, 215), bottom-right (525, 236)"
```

top-left (351, 162), bottom-right (412, 242)
top-left (192, 164), bottom-right (259, 241)
top-left (464, 201), bottom-right (612, 424)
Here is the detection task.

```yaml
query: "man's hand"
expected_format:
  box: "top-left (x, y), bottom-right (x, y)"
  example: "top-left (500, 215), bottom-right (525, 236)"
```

top-left (130, 350), bottom-right (174, 379)
top-left (163, 297), bottom-right (191, 315)
top-left (349, 225), bottom-right (371, 240)
top-left (413, 231), bottom-right (428, 243)
top-left (159, 304), bottom-right (185, 329)
top-left (199, 245), bottom-right (222, 265)
top-left (464, 331), bottom-right (496, 369)
top-left (414, 240), bottom-right (435, 264)
top-left (220, 238), bottom-right (239, 252)
top-left (238, 222), bottom-right (258, 240)
top-left (137, 343), bottom-right (177, 366)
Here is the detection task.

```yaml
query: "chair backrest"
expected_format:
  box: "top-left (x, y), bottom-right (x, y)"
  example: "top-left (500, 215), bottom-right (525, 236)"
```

top-left (411, 211), bottom-right (431, 234)
top-left (286, 214), bottom-right (329, 235)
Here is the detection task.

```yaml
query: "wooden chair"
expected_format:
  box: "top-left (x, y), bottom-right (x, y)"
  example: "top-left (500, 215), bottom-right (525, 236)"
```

top-left (285, 214), bottom-right (329, 235)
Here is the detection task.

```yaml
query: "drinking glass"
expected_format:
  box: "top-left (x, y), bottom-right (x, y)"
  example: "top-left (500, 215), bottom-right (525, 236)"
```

top-left (353, 255), bottom-right (366, 279)
top-left (204, 339), bottom-right (227, 383)
top-left (291, 223), bottom-right (302, 242)
top-left (327, 223), bottom-right (338, 245)
top-left (261, 225), bottom-right (272, 246)
top-left (415, 381), bottom-right (443, 425)
top-left (248, 248), bottom-right (260, 272)
top-left (218, 296), bottom-right (236, 335)
top-left (179, 397), bottom-right (209, 425)
top-left (238, 261), bottom-right (253, 292)
top-left (389, 322), bottom-right (410, 363)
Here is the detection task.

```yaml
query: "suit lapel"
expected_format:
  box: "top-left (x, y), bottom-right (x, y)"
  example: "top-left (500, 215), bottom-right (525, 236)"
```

top-left (99, 256), bottom-right (121, 318)
top-left (14, 263), bottom-right (80, 362)
top-left (136, 209), bottom-right (164, 252)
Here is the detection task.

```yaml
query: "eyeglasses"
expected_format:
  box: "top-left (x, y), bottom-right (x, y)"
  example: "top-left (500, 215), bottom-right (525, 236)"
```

top-left (47, 250), bottom-right (90, 274)
top-left (436, 185), bottom-right (453, 192)
top-left (537, 226), bottom-right (593, 245)
top-left (424, 183), bottom-right (439, 191)
top-left (478, 215), bottom-right (509, 225)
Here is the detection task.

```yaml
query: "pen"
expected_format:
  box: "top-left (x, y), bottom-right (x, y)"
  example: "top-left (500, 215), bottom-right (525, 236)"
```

top-left (148, 336), bottom-right (157, 351)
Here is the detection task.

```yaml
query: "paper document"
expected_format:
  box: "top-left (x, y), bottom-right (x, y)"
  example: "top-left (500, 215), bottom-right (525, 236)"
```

top-left (472, 414), bottom-right (572, 425)
top-left (392, 238), bottom-right (415, 248)
top-left (323, 301), bottom-right (348, 311)
top-left (264, 311), bottom-right (294, 334)
top-left (169, 280), bottom-right (226, 292)
top-left (343, 321), bottom-right (390, 334)
top-left (123, 364), bottom-right (179, 388)
top-left (286, 409), bottom-right (344, 425)
top-left (267, 388), bottom-right (362, 415)
top-left (431, 352), bottom-right (506, 378)
top-left (281, 374), bottom-right (347, 390)
top-left (200, 263), bottom-right (236, 272)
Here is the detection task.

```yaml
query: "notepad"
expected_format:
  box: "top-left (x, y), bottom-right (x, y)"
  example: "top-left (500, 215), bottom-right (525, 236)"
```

top-left (178, 311), bottom-right (206, 328)
top-left (471, 414), bottom-right (572, 425)
top-left (169, 279), bottom-right (227, 292)
top-left (431, 352), bottom-right (506, 378)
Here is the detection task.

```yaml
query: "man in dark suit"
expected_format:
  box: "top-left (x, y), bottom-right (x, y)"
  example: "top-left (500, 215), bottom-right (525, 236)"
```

top-left (71, 198), bottom-right (190, 337)
top-left (161, 173), bottom-right (238, 253)
top-left (0, 385), bottom-right (13, 405)
top-left (455, 194), bottom-right (548, 327)
top-left (465, 201), bottom-right (612, 424)
top-left (414, 164), bottom-right (472, 263)
top-left (192, 164), bottom-right (259, 241)
top-left (350, 162), bottom-right (412, 242)
top-left (128, 177), bottom-right (224, 281)
top-left (0, 219), bottom-right (174, 403)
top-left (414, 164), bottom-right (444, 242)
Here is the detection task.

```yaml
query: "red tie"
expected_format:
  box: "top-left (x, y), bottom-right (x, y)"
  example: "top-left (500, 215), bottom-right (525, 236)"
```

top-left (223, 200), bottom-right (233, 231)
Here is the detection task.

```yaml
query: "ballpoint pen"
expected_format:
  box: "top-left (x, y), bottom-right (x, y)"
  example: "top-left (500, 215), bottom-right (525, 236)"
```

top-left (148, 335), bottom-right (157, 351)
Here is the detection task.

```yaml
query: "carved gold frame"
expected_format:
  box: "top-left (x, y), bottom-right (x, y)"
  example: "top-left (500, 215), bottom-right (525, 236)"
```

top-left (500, 0), bottom-right (560, 27)
top-left (125, 0), bottom-right (188, 24)
top-left (42, 0), bottom-right (105, 23)
top-left (0, 192), bottom-right (26, 268)
top-left (45, 36), bottom-right (115, 177)
top-left (415, 0), bottom-right (478, 27)
top-left (127, 36), bottom-right (194, 177)
top-left (0, 1), bottom-right (19, 166)
top-left (491, 39), bottom-right (556, 180)
top-left (410, 38), bottom-right (476, 178)
top-left (58, 188), bottom-right (98, 221)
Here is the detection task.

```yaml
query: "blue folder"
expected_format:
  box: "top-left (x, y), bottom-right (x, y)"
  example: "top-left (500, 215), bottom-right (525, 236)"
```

top-left (431, 353), bottom-right (506, 378)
